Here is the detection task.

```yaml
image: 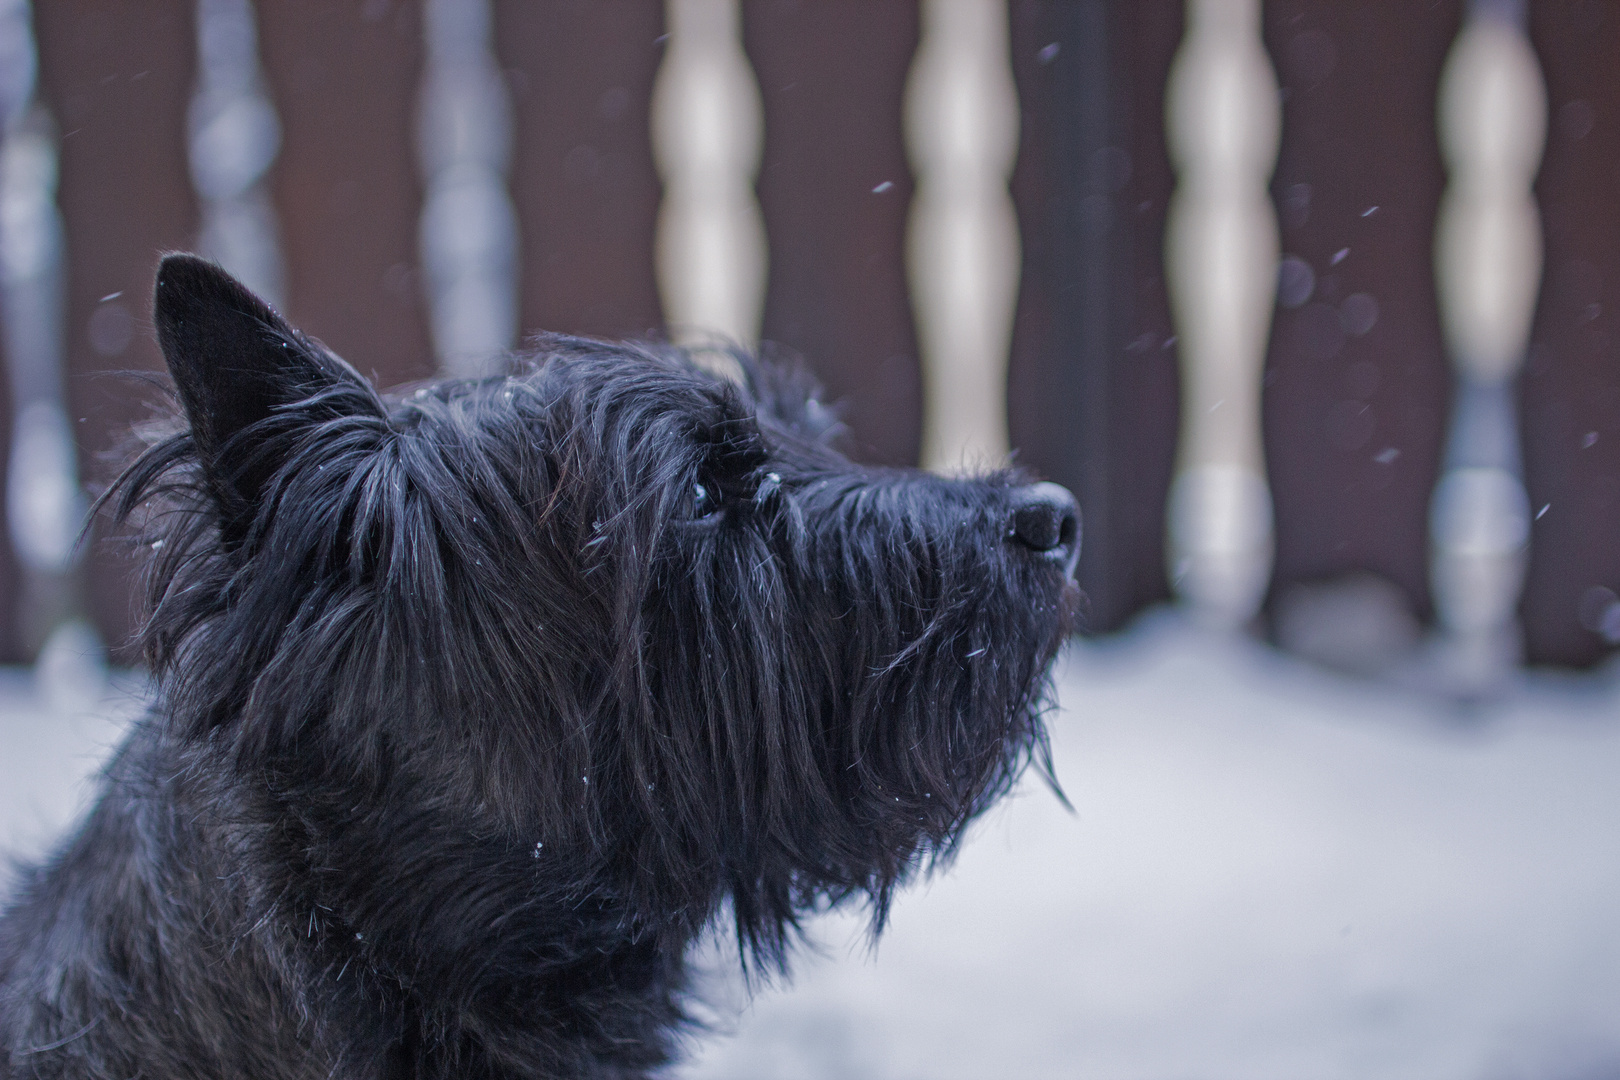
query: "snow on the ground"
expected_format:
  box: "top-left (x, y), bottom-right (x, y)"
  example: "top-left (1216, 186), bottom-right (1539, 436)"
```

top-left (3, 612), bottom-right (1618, 1079)
top-left (0, 668), bottom-right (142, 866)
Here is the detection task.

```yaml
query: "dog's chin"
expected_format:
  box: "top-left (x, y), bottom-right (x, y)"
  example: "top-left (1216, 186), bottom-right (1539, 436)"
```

top-left (1056, 578), bottom-right (1086, 633)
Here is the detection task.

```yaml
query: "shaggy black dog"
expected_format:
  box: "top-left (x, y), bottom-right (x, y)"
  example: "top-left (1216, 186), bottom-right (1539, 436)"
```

top-left (0, 255), bottom-right (1079, 1078)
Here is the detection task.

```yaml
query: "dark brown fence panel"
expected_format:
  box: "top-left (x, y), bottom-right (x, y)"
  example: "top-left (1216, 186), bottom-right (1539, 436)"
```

top-left (1259, 2), bottom-right (1459, 627)
top-left (1008, 0), bottom-right (1183, 633)
top-left (258, 1), bottom-right (435, 391)
top-left (744, 0), bottom-right (922, 468)
top-left (495, 0), bottom-right (665, 343)
top-left (34, 1), bottom-right (198, 660)
top-left (1523, 0), bottom-right (1620, 667)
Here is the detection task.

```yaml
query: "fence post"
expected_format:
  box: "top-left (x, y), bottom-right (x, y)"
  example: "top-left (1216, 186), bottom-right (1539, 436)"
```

top-left (650, 0), bottom-right (766, 357)
top-left (0, 0), bottom-right (103, 696)
top-left (419, 0), bottom-right (519, 377)
top-left (189, 0), bottom-right (283, 306)
top-left (906, 0), bottom-right (1020, 473)
top-left (1429, 0), bottom-right (1544, 691)
top-left (1163, 0), bottom-right (1281, 628)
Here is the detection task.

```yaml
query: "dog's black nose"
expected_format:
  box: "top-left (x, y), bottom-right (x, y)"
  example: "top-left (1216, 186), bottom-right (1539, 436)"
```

top-left (1007, 482), bottom-right (1080, 572)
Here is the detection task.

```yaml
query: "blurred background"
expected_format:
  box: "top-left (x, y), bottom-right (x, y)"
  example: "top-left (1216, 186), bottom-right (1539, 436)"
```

top-left (0, 1), bottom-right (1618, 1077)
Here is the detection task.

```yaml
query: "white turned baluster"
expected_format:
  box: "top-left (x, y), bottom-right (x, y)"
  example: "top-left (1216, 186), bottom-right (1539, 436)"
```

top-left (419, 0), bottom-right (519, 377)
top-left (905, 0), bottom-right (1020, 472)
top-left (189, 0), bottom-right (284, 306)
top-left (0, 0), bottom-right (105, 700)
top-left (651, 0), bottom-right (767, 356)
top-left (0, 113), bottom-right (75, 580)
top-left (1163, 0), bottom-right (1281, 628)
top-left (1430, 0), bottom-right (1544, 690)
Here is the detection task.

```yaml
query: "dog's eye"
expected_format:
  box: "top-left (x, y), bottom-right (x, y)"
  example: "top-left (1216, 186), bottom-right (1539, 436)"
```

top-left (687, 479), bottom-right (722, 520)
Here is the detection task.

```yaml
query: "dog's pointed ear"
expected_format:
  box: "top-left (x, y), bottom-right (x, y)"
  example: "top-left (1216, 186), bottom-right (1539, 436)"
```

top-left (153, 254), bottom-right (379, 514)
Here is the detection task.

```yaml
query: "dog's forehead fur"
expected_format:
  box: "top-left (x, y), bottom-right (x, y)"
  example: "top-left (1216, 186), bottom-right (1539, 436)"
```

top-left (392, 340), bottom-right (822, 516)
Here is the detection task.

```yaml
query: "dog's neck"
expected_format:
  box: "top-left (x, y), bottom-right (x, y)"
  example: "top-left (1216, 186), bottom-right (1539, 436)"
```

top-left (6, 714), bottom-right (696, 1079)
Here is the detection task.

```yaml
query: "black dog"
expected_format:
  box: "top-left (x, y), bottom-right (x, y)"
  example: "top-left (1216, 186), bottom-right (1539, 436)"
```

top-left (0, 255), bottom-right (1079, 1078)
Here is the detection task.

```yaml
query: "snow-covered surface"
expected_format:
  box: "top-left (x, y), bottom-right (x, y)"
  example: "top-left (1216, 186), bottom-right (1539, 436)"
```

top-left (3, 613), bottom-right (1618, 1078)
top-left (0, 667), bottom-right (143, 867)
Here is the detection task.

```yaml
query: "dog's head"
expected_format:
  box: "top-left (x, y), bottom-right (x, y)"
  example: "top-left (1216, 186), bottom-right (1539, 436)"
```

top-left (116, 254), bottom-right (1079, 965)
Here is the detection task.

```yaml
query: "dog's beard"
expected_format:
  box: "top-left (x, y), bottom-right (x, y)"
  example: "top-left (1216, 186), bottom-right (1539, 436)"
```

top-left (626, 469), bottom-right (1077, 967)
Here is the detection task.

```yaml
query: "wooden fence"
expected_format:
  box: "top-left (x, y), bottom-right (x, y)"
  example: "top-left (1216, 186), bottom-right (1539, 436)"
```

top-left (0, 0), bottom-right (1617, 674)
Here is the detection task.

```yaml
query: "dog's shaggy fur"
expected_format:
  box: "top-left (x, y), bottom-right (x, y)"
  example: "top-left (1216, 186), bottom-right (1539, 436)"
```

top-left (0, 255), bottom-right (1079, 1078)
